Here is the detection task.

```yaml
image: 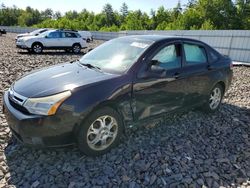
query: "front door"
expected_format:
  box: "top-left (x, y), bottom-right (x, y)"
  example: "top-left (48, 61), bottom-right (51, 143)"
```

top-left (133, 42), bottom-right (186, 121)
top-left (43, 31), bottom-right (62, 47)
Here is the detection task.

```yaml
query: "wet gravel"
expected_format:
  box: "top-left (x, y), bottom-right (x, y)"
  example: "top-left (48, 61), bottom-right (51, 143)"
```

top-left (0, 33), bottom-right (250, 188)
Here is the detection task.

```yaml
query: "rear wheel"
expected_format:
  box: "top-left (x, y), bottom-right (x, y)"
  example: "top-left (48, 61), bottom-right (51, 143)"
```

top-left (32, 43), bottom-right (43, 54)
top-left (77, 107), bottom-right (123, 156)
top-left (203, 84), bottom-right (224, 112)
top-left (72, 44), bottom-right (81, 54)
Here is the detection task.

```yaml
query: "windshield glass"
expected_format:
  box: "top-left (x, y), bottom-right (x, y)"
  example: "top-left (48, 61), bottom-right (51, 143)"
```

top-left (39, 30), bottom-right (51, 37)
top-left (79, 37), bottom-right (153, 74)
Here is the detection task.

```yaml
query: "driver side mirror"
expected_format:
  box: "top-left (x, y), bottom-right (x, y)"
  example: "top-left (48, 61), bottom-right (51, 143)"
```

top-left (45, 35), bottom-right (48, 38)
top-left (138, 60), bottom-right (165, 79)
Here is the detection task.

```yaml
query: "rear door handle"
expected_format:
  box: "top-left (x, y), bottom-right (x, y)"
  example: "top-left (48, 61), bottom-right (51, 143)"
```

top-left (207, 65), bottom-right (214, 70)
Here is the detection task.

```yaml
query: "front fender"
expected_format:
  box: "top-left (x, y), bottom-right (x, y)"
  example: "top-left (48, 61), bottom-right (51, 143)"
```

top-left (59, 75), bottom-right (134, 131)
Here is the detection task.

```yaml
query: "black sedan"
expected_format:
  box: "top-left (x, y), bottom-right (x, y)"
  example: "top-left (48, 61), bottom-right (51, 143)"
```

top-left (3, 35), bottom-right (233, 156)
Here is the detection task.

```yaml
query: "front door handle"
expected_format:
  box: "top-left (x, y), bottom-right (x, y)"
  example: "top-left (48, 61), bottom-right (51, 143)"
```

top-left (174, 72), bottom-right (180, 79)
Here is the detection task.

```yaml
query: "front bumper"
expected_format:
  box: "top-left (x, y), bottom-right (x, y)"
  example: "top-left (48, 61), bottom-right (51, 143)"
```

top-left (3, 91), bottom-right (77, 147)
top-left (16, 41), bottom-right (29, 49)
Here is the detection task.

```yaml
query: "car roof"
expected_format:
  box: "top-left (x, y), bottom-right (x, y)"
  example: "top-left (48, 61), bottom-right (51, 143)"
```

top-left (48, 29), bottom-right (78, 33)
top-left (118, 35), bottom-right (204, 44)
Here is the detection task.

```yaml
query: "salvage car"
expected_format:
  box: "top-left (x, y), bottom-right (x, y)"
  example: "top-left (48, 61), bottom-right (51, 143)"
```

top-left (15, 28), bottom-right (49, 41)
top-left (3, 35), bottom-right (233, 156)
top-left (16, 29), bottom-right (87, 54)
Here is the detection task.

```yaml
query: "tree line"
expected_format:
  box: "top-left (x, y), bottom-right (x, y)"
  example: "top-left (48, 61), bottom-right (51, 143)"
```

top-left (0, 0), bottom-right (249, 31)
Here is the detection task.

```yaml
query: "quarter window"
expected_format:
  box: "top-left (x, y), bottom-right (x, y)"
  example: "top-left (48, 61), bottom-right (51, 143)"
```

top-left (184, 43), bottom-right (207, 65)
top-left (152, 44), bottom-right (181, 69)
top-left (209, 50), bottom-right (220, 62)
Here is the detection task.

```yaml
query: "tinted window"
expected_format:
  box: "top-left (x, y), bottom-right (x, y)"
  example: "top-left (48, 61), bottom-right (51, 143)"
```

top-left (47, 32), bottom-right (61, 38)
top-left (152, 44), bottom-right (181, 69)
top-left (184, 43), bottom-right (207, 65)
top-left (209, 49), bottom-right (220, 62)
top-left (63, 32), bottom-right (77, 38)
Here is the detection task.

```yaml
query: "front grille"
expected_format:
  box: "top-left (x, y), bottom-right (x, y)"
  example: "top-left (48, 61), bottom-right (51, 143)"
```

top-left (8, 88), bottom-right (30, 115)
top-left (8, 96), bottom-right (30, 114)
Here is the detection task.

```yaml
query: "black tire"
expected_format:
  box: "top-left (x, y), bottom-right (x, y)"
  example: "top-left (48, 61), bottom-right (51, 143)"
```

top-left (202, 83), bottom-right (224, 113)
top-left (72, 43), bottom-right (81, 54)
top-left (86, 38), bottom-right (90, 43)
top-left (77, 107), bottom-right (123, 156)
top-left (32, 43), bottom-right (43, 54)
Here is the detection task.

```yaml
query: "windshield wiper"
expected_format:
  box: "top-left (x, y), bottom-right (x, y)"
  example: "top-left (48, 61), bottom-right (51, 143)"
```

top-left (81, 63), bottom-right (101, 71)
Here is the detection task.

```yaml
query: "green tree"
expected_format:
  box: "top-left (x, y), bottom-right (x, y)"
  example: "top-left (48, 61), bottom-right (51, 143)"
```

top-left (120, 2), bottom-right (128, 23)
top-left (102, 3), bottom-right (116, 27)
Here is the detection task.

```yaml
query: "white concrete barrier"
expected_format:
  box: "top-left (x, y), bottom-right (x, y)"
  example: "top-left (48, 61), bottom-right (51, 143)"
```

top-left (1, 26), bottom-right (249, 63)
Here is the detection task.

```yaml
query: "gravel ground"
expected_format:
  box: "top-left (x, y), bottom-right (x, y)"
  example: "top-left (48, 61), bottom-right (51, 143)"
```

top-left (0, 33), bottom-right (250, 188)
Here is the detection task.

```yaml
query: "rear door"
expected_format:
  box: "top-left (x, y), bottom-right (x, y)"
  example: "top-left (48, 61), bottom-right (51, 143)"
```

top-left (61, 32), bottom-right (80, 47)
top-left (181, 41), bottom-right (211, 107)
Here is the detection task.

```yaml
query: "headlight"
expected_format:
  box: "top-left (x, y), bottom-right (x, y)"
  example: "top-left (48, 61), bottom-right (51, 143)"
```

top-left (23, 91), bottom-right (71, 115)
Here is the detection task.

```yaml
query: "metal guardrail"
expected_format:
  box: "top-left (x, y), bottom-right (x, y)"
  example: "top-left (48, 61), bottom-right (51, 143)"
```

top-left (0, 26), bottom-right (250, 63)
top-left (91, 30), bottom-right (250, 63)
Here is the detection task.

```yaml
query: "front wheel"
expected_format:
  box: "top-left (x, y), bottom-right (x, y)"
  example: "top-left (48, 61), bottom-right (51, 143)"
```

top-left (203, 84), bottom-right (224, 112)
top-left (32, 43), bottom-right (43, 54)
top-left (77, 107), bottom-right (123, 156)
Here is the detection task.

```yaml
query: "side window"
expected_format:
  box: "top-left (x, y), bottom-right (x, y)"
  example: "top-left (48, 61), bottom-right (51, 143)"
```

top-left (152, 44), bottom-right (181, 70)
top-left (184, 43), bottom-right (207, 65)
top-left (64, 32), bottom-right (77, 38)
top-left (47, 32), bottom-right (61, 38)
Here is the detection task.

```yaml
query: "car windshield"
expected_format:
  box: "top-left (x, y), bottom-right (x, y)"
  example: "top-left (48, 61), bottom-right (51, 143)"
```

top-left (39, 30), bottom-right (51, 37)
top-left (79, 37), bottom-right (153, 74)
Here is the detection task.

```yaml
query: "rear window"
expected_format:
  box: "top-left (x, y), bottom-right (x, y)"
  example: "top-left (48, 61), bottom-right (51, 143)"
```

top-left (184, 43), bottom-right (207, 65)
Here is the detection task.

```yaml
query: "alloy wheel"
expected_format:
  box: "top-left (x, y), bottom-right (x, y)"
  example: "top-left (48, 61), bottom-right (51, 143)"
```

top-left (87, 115), bottom-right (118, 151)
top-left (33, 44), bottom-right (42, 53)
top-left (209, 87), bottom-right (222, 110)
top-left (73, 45), bottom-right (80, 53)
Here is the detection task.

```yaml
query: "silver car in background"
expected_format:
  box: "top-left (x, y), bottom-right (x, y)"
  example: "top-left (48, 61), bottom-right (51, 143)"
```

top-left (15, 28), bottom-right (49, 41)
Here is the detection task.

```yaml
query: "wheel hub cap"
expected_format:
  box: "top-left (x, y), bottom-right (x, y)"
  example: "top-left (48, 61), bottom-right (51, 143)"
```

top-left (87, 115), bottom-right (118, 151)
top-left (209, 87), bottom-right (222, 110)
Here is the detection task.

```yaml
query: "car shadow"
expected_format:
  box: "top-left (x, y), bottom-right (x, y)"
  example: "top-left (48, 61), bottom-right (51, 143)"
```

top-left (17, 51), bottom-right (86, 56)
top-left (4, 103), bottom-right (250, 187)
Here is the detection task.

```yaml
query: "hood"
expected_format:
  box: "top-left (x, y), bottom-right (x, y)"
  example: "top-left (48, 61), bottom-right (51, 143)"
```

top-left (21, 35), bottom-right (40, 40)
top-left (17, 33), bottom-right (31, 38)
top-left (13, 62), bottom-right (119, 98)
